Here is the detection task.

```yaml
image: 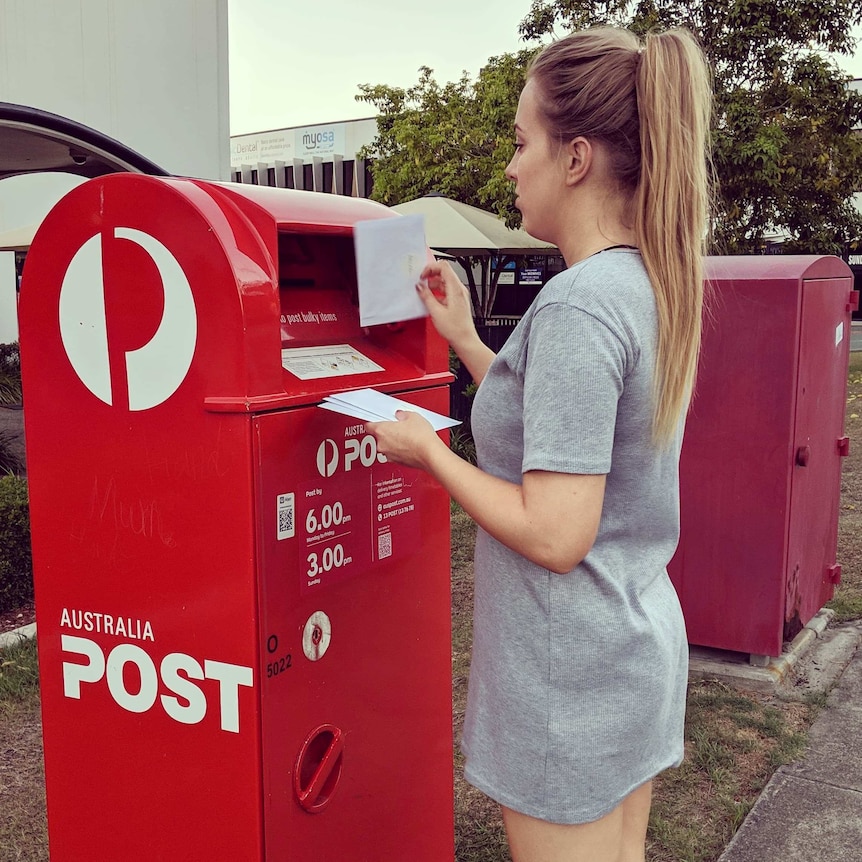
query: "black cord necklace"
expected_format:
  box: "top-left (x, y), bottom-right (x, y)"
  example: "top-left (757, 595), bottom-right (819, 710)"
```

top-left (594, 244), bottom-right (639, 254)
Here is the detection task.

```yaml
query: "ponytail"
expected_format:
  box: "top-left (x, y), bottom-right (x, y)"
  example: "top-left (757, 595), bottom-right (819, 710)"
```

top-left (636, 30), bottom-right (712, 443)
top-left (527, 27), bottom-right (713, 445)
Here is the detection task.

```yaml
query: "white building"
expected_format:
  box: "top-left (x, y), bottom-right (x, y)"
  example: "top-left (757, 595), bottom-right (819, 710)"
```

top-left (0, 0), bottom-right (230, 342)
top-left (230, 118), bottom-right (377, 197)
top-left (0, 0), bottom-right (229, 180)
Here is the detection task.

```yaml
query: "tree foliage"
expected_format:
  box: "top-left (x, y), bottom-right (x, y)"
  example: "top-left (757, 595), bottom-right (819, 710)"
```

top-left (357, 52), bottom-right (539, 316)
top-left (520, 0), bottom-right (862, 252)
top-left (357, 51), bottom-right (536, 226)
top-left (359, 0), bottom-right (862, 254)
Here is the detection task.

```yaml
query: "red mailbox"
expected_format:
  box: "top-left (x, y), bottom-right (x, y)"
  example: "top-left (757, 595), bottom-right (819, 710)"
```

top-left (668, 256), bottom-right (856, 659)
top-left (19, 175), bottom-right (454, 860)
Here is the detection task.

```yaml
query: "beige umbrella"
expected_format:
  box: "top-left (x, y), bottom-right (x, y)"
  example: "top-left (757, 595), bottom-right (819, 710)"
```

top-left (392, 194), bottom-right (553, 255)
top-left (0, 223), bottom-right (38, 252)
top-left (391, 194), bottom-right (557, 317)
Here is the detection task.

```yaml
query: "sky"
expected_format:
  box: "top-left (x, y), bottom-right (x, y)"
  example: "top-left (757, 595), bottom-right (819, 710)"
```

top-left (227, 0), bottom-right (539, 135)
top-left (228, 1), bottom-right (862, 137)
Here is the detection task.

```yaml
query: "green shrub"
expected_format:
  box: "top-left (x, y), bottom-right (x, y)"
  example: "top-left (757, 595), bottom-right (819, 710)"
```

top-left (0, 475), bottom-right (32, 612)
top-left (449, 427), bottom-right (477, 465)
top-left (0, 429), bottom-right (24, 474)
top-left (0, 341), bottom-right (22, 405)
top-left (0, 341), bottom-right (21, 374)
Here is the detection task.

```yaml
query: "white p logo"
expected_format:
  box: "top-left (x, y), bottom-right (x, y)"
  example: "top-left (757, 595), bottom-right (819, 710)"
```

top-left (316, 439), bottom-right (339, 478)
top-left (59, 228), bottom-right (197, 410)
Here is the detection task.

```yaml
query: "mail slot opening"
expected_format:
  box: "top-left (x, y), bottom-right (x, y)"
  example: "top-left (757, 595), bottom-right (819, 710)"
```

top-left (278, 231), bottom-right (360, 349)
top-left (278, 232), bottom-right (357, 296)
top-left (277, 226), bottom-right (447, 394)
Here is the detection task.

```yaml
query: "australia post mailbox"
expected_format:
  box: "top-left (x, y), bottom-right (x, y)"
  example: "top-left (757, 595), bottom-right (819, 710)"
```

top-left (19, 175), bottom-right (454, 860)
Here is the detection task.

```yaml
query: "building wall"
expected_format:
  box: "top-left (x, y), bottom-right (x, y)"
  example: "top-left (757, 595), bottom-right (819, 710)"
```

top-left (0, 0), bottom-right (230, 179)
top-left (230, 118), bottom-right (377, 197)
top-left (231, 118), bottom-right (377, 169)
top-left (0, 251), bottom-right (15, 343)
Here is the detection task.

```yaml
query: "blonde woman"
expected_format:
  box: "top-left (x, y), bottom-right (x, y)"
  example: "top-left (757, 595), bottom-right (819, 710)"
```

top-left (367, 26), bottom-right (712, 862)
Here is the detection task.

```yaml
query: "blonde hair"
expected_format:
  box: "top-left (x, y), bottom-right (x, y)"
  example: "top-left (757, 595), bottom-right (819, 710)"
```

top-left (527, 27), bottom-right (713, 444)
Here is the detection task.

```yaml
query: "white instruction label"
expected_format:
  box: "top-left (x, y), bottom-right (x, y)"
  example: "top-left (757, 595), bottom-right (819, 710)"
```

top-left (281, 344), bottom-right (384, 380)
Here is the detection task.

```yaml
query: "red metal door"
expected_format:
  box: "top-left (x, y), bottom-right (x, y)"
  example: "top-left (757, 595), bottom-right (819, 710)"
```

top-left (670, 270), bottom-right (800, 655)
top-left (669, 257), bottom-right (852, 658)
top-left (785, 278), bottom-right (851, 636)
top-left (253, 386), bottom-right (454, 861)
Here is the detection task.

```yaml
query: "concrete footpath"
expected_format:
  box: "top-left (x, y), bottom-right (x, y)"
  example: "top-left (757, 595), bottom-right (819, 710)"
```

top-left (719, 622), bottom-right (862, 862)
top-left (0, 621), bottom-right (36, 648)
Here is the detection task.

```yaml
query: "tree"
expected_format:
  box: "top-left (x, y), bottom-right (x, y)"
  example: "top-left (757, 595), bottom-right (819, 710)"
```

top-left (357, 52), bottom-right (539, 316)
top-left (518, 0), bottom-right (862, 253)
top-left (360, 1), bottom-right (862, 255)
top-left (356, 50), bottom-right (536, 226)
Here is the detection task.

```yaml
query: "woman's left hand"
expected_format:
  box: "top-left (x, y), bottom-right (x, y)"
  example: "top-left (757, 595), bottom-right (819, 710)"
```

top-left (365, 411), bottom-right (444, 471)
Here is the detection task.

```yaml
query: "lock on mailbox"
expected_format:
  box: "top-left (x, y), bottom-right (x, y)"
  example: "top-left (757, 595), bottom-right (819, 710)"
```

top-left (19, 175), bottom-right (454, 861)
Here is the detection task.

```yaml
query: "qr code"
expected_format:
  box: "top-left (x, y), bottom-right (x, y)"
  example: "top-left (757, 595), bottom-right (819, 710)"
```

top-left (377, 530), bottom-right (392, 560)
top-left (277, 493), bottom-right (295, 540)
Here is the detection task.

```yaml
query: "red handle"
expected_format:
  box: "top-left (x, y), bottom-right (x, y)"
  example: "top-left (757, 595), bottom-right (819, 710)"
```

top-left (294, 724), bottom-right (345, 814)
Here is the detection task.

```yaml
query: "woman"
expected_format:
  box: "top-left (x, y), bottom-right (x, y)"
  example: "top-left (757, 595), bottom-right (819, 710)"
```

top-left (366, 26), bottom-right (712, 862)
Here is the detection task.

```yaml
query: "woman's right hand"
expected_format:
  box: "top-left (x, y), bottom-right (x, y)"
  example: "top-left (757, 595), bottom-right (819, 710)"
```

top-left (416, 261), bottom-right (478, 351)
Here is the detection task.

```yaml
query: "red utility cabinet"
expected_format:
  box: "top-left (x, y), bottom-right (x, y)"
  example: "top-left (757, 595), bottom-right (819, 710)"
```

top-left (668, 256), bottom-right (855, 659)
top-left (19, 175), bottom-right (454, 861)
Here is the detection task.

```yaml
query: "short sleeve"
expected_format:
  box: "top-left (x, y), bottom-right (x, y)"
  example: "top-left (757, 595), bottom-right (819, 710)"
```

top-left (521, 302), bottom-right (628, 475)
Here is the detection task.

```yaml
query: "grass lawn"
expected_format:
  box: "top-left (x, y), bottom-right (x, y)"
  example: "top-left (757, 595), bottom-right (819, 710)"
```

top-left (830, 351), bottom-right (862, 621)
top-left (0, 637), bottom-right (47, 862)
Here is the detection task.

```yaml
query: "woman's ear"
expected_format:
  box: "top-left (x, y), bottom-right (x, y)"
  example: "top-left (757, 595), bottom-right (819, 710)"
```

top-left (563, 136), bottom-right (593, 186)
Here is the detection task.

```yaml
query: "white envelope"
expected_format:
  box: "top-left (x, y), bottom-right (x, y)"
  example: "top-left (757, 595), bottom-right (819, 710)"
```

top-left (320, 388), bottom-right (460, 431)
top-left (354, 214), bottom-right (429, 327)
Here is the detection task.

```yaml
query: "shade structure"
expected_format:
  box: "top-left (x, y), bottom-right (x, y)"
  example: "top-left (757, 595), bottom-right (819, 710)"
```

top-left (391, 194), bottom-right (558, 317)
top-left (391, 194), bottom-right (555, 256)
top-left (0, 102), bottom-right (170, 251)
top-left (0, 101), bottom-right (170, 182)
top-left (0, 223), bottom-right (38, 251)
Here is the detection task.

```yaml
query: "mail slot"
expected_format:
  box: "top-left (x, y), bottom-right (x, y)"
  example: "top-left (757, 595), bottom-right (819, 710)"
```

top-left (19, 174), bottom-right (455, 860)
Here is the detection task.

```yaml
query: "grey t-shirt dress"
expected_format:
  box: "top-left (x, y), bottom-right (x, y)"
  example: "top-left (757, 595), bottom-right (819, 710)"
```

top-left (461, 248), bottom-right (688, 824)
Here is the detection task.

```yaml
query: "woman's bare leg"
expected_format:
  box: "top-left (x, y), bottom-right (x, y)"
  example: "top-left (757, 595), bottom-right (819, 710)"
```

top-left (619, 780), bottom-right (652, 862)
top-left (501, 780), bottom-right (653, 862)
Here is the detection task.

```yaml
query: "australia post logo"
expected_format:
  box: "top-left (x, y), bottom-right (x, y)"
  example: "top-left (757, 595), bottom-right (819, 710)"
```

top-left (59, 227), bottom-right (197, 411)
top-left (316, 429), bottom-right (387, 478)
top-left (59, 608), bottom-right (253, 734)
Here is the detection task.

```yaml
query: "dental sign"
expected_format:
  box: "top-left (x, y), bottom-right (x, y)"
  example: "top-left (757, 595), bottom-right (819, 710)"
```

top-left (59, 227), bottom-right (197, 410)
top-left (296, 125), bottom-right (345, 158)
